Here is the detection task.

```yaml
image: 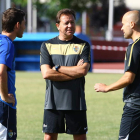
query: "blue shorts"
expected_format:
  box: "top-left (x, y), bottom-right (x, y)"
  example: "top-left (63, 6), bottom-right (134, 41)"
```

top-left (0, 101), bottom-right (17, 140)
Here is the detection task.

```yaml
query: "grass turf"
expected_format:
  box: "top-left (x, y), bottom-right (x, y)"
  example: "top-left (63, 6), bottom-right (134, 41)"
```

top-left (16, 72), bottom-right (124, 140)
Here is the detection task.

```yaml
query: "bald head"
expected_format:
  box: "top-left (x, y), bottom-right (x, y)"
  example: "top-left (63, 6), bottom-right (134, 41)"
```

top-left (123, 10), bottom-right (140, 27)
top-left (121, 10), bottom-right (140, 40)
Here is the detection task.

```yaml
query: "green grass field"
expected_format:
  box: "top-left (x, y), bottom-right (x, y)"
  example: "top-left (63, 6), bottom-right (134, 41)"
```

top-left (16, 72), bottom-right (124, 140)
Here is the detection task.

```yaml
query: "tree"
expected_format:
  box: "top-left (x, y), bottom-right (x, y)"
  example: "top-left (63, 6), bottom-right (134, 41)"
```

top-left (12, 0), bottom-right (97, 20)
top-left (12, 0), bottom-right (27, 7)
top-left (11, 0), bottom-right (128, 33)
top-left (88, 0), bottom-right (128, 32)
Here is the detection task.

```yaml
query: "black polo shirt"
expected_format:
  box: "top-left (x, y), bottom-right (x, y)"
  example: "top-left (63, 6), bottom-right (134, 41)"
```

top-left (123, 38), bottom-right (140, 109)
top-left (40, 35), bottom-right (90, 110)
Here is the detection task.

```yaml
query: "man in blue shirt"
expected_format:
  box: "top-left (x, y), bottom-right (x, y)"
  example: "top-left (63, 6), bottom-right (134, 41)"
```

top-left (0, 8), bottom-right (25, 140)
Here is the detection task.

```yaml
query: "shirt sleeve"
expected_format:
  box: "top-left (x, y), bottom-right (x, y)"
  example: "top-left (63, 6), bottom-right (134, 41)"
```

top-left (80, 42), bottom-right (91, 64)
top-left (125, 44), bottom-right (140, 74)
top-left (40, 42), bottom-right (53, 66)
top-left (0, 38), bottom-right (13, 70)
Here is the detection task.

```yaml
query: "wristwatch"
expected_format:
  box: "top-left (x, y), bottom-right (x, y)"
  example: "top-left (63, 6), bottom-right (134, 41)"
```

top-left (55, 65), bottom-right (60, 71)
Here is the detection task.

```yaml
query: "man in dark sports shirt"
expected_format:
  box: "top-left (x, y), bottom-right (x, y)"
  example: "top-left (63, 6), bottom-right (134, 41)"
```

top-left (94, 10), bottom-right (140, 140)
top-left (40, 8), bottom-right (90, 140)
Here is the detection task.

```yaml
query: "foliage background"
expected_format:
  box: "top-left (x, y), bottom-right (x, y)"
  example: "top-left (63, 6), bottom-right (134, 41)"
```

top-left (11, 0), bottom-right (128, 33)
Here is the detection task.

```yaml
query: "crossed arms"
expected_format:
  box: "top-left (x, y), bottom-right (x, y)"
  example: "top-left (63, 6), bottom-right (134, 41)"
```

top-left (41, 59), bottom-right (90, 81)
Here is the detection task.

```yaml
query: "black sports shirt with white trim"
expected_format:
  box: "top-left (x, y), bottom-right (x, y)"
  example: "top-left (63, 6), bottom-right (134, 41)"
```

top-left (123, 38), bottom-right (140, 109)
top-left (40, 35), bottom-right (90, 110)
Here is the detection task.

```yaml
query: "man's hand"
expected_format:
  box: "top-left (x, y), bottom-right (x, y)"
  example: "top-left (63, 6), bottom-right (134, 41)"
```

top-left (94, 83), bottom-right (108, 92)
top-left (52, 59), bottom-right (84, 70)
top-left (52, 66), bottom-right (55, 70)
top-left (77, 59), bottom-right (84, 66)
top-left (1, 93), bottom-right (15, 106)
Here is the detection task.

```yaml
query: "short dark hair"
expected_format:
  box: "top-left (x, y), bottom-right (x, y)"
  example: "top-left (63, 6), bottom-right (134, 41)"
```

top-left (56, 8), bottom-right (76, 24)
top-left (2, 8), bottom-right (25, 32)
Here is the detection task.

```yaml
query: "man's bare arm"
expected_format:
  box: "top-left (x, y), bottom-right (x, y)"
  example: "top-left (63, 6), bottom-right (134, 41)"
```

top-left (53, 62), bottom-right (90, 78)
top-left (94, 71), bottom-right (135, 92)
top-left (41, 64), bottom-right (75, 81)
top-left (0, 64), bottom-right (15, 106)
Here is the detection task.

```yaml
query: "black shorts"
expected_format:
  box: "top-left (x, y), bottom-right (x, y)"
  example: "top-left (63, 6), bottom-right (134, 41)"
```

top-left (0, 101), bottom-right (17, 140)
top-left (43, 109), bottom-right (88, 134)
top-left (119, 104), bottom-right (140, 140)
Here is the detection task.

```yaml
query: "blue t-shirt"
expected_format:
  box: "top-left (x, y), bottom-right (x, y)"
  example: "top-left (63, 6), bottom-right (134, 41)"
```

top-left (0, 34), bottom-right (16, 109)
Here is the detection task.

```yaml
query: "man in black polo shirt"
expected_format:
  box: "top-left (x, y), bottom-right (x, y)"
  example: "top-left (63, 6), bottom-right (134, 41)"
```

top-left (40, 8), bottom-right (90, 140)
top-left (94, 10), bottom-right (140, 140)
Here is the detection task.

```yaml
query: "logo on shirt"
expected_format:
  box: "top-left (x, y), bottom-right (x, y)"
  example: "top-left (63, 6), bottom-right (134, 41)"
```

top-left (8, 130), bottom-right (13, 138)
top-left (73, 46), bottom-right (79, 52)
top-left (84, 127), bottom-right (87, 130)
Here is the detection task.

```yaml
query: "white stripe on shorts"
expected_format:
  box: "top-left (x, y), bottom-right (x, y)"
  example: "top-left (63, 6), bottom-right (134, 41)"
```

top-left (0, 123), bottom-right (7, 140)
top-left (119, 134), bottom-right (129, 140)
